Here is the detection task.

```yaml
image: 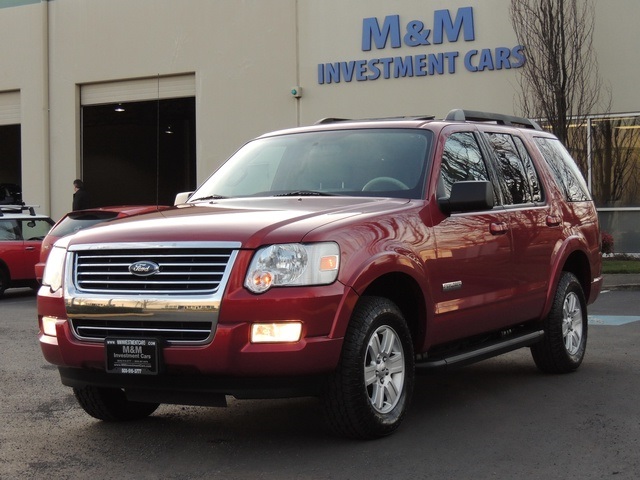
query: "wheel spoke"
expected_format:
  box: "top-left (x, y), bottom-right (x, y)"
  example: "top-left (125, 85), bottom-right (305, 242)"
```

top-left (387, 352), bottom-right (404, 375)
top-left (383, 379), bottom-right (400, 407)
top-left (380, 328), bottom-right (396, 356)
top-left (364, 363), bottom-right (377, 386)
top-left (368, 332), bottom-right (382, 359)
top-left (371, 382), bottom-right (385, 410)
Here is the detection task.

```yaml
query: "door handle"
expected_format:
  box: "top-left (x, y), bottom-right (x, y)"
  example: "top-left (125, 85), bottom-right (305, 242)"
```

top-left (490, 222), bottom-right (509, 235)
top-left (546, 215), bottom-right (561, 227)
top-left (25, 246), bottom-right (36, 251)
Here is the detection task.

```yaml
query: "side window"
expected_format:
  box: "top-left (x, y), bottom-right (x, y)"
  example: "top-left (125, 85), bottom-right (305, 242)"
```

top-left (21, 219), bottom-right (52, 241)
top-left (485, 132), bottom-right (532, 205)
top-left (0, 220), bottom-right (20, 240)
top-left (534, 137), bottom-right (590, 201)
top-left (512, 136), bottom-right (543, 202)
top-left (439, 132), bottom-right (491, 198)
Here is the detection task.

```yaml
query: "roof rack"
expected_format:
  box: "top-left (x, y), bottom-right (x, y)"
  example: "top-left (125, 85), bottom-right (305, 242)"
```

top-left (0, 204), bottom-right (39, 217)
top-left (445, 109), bottom-right (542, 130)
top-left (315, 115), bottom-right (435, 125)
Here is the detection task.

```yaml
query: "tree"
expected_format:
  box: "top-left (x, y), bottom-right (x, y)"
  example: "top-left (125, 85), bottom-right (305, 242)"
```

top-left (508, 0), bottom-right (608, 160)
top-left (591, 117), bottom-right (640, 206)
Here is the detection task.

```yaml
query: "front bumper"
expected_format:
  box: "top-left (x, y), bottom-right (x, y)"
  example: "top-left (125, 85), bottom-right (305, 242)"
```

top-left (38, 280), bottom-right (353, 380)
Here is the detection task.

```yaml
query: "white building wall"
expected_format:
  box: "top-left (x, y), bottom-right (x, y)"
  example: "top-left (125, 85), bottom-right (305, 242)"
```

top-left (0, 2), bottom-right (50, 212)
top-left (0, 0), bottom-right (637, 220)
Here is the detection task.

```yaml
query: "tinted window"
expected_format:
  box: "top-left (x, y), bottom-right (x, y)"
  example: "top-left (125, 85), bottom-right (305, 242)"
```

top-left (0, 220), bottom-right (20, 240)
top-left (485, 133), bottom-right (543, 204)
top-left (49, 212), bottom-right (120, 238)
top-left (534, 137), bottom-right (590, 201)
top-left (439, 132), bottom-right (491, 198)
top-left (512, 136), bottom-right (543, 202)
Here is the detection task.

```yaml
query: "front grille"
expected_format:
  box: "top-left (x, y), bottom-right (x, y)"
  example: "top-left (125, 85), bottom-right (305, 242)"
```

top-left (70, 319), bottom-right (213, 343)
top-left (73, 246), bottom-right (235, 295)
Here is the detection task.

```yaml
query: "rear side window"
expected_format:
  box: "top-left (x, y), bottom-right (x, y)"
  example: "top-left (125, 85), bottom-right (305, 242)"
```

top-left (439, 132), bottom-right (491, 198)
top-left (485, 133), bottom-right (543, 204)
top-left (0, 220), bottom-right (20, 240)
top-left (534, 137), bottom-right (591, 201)
top-left (49, 212), bottom-right (120, 238)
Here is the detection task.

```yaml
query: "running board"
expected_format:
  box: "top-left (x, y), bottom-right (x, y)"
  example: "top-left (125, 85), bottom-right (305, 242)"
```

top-left (415, 329), bottom-right (544, 372)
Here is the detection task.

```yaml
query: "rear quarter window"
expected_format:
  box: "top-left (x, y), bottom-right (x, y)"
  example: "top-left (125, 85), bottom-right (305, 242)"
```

top-left (534, 137), bottom-right (591, 202)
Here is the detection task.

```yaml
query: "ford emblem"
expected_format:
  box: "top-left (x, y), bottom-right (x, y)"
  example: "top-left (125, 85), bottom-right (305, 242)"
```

top-left (128, 260), bottom-right (160, 277)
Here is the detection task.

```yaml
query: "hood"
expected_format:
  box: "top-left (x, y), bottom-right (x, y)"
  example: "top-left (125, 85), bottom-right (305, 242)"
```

top-left (67, 196), bottom-right (412, 249)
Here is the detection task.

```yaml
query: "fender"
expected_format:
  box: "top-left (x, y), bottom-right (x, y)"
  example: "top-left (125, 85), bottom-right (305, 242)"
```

top-left (329, 248), bottom-right (434, 341)
top-left (541, 234), bottom-right (591, 319)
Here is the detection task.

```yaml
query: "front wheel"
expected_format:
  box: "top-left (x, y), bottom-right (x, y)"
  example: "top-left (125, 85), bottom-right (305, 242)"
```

top-left (531, 272), bottom-right (588, 373)
top-left (73, 386), bottom-right (159, 421)
top-left (323, 296), bottom-right (414, 439)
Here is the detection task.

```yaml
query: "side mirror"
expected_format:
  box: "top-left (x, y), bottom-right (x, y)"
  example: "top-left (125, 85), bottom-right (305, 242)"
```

top-left (174, 191), bottom-right (193, 205)
top-left (438, 181), bottom-right (494, 214)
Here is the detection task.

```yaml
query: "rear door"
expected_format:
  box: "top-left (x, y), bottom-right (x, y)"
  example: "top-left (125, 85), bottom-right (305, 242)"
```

top-left (20, 219), bottom-right (53, 280)
top-left (428, 126), bottom-right (515, 345)
top-left (482, 130), bottom-right (562, 321)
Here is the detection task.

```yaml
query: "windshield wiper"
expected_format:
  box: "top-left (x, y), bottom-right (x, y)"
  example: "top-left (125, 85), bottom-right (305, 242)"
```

top-left (190, 194), bottom-right (228, 202)
top-left (274, 190), bottom-right (336, 197)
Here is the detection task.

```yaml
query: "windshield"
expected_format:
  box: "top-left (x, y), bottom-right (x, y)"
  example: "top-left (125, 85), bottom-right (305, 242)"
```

top-left (191, 129), bottom-right (433, 200)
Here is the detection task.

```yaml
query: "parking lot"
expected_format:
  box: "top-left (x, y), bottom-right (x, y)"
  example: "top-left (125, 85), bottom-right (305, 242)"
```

top-left (1, 288), bottom-right (639, 479)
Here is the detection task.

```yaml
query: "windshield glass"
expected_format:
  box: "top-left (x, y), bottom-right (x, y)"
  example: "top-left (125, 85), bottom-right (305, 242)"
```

top-left (191, 129), bottom-right (433, 200)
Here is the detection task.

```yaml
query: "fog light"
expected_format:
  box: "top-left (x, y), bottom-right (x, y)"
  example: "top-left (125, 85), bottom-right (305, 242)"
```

top-left (42, 316), bottom-right (59, 337)
top-left (251, 322), bottom-right (302, 343)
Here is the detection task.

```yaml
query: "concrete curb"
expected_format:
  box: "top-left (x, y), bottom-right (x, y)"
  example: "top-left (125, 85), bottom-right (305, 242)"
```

top-left (602, 274), bottom-right (640, 291)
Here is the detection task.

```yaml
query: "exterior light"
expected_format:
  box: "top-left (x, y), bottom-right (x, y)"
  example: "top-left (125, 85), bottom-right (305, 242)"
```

top-left (251, 322), bottom-right (302, 343)
top-left (42, 316), bottom-right (59, 337)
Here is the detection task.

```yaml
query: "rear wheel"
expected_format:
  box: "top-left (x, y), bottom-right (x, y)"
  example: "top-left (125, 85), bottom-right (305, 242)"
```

top-left (323, 296), bottom-right (414, 439)
top-left (531, 272), bottom-right (588, 373)
top-left (73, 386), bottom-right (159, 421)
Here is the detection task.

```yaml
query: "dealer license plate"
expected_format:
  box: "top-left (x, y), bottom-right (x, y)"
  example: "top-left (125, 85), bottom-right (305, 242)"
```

top-left (105, 338), bottom-right (160, 375)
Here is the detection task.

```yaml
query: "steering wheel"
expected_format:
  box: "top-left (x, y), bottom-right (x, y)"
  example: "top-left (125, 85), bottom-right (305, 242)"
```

top-left (362, 177), bottom-right (409, 191)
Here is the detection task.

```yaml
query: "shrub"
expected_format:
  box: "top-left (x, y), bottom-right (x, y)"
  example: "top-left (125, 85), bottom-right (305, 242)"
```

top-left (601, 231), bottom-right (614, 254)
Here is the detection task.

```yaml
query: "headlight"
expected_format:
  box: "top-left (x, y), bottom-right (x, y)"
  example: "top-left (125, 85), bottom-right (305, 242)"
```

top-left (42, 245), bottom-right (67, 292)
top-left (245, 242), bottom-right (340, 293)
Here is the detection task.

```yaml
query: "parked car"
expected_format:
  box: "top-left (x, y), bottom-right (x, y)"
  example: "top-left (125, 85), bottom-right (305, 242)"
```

top-left (0, 204), bottom-right (53, 296)
top-left (35, 205), bottom-right (170, 282)
top-left (38, 110), bottom-right (602, 438)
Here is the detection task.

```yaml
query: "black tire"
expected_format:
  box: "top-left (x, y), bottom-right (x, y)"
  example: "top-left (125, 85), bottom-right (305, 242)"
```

top-left (0, 267), bottom-right (8, 297)
top-left (531, 272), bottom-right (588, 373)
top-left (323, 296), bottom-right (414, 439)
top-left (73, 386), bottom-right (159, 421)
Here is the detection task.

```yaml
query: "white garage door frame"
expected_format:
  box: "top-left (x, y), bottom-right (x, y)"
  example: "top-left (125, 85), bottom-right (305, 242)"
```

top-left (0, 90), bottom-right (20, 125)
top-left (80, 74), bottom-right (195, 106)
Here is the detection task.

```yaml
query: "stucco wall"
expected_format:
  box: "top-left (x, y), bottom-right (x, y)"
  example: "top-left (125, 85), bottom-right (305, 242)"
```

top-left (0, 0), bottom-right (637, 220)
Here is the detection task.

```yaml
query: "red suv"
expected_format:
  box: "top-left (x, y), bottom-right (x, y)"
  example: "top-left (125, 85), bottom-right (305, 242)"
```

top-left (38, 110), bottom-right (602, 438)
